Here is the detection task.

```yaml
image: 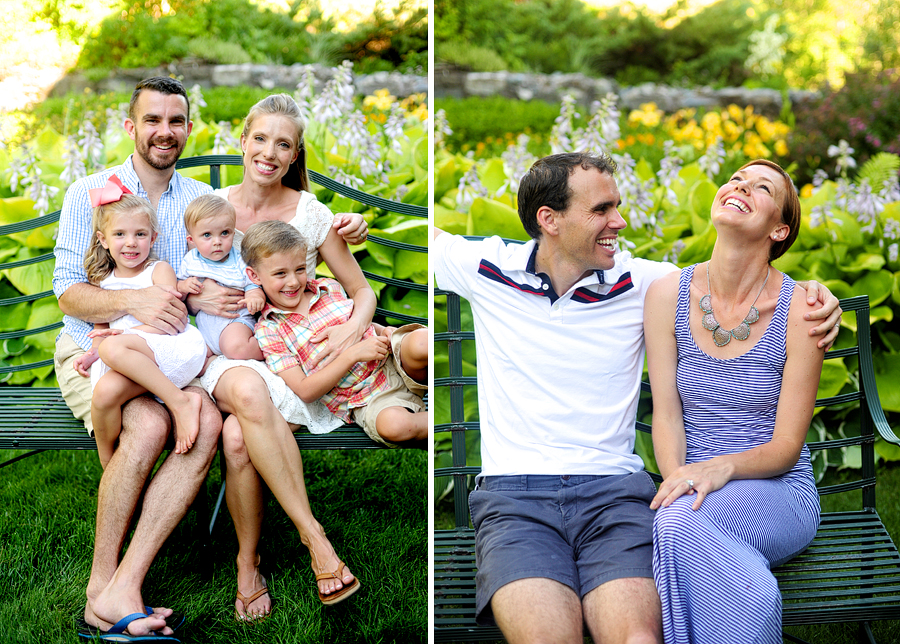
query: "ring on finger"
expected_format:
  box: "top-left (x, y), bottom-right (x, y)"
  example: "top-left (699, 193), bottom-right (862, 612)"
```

top-left (686, 479), bottom-right (694, 490)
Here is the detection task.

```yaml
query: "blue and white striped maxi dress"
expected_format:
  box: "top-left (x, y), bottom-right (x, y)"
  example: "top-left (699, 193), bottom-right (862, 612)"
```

top-left (652, 265), bottom-right (821, 644)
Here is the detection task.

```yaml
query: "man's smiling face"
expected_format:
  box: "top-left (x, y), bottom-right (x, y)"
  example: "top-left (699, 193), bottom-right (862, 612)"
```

top-left (125, 90), bottom-right (192, 171)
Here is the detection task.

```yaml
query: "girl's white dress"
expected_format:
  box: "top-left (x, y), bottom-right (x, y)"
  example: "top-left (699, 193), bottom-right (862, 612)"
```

top-left (90, 261), bottom-right (208, 393)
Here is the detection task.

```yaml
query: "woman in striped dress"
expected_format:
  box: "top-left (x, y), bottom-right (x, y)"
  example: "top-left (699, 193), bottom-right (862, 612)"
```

top-left (643, 160), bottom-right (825, 644)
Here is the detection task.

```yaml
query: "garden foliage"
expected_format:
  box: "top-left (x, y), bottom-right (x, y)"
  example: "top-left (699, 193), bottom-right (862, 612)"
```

top-left (436, 0), bottom-right (899, 91)
top-left (434, 96), bottom-right (900, 488)
top-left (63, 0), bottom-right (427, 73)
top-left (0, 64), bottom-right (428, 388)
top-left (790, 69), bottom-right (900, 186)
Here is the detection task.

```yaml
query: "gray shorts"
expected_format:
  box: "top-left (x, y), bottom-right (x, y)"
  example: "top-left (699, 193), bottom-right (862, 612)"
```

top-left (195, 309), bottom-right (255, 355)
top-left (469, 471), bottom-right (657, 626)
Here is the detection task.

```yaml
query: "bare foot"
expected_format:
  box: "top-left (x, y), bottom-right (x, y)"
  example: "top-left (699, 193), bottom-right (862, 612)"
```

top-left (172, 390), bottom-right (202, 453)
top-left (235, 555), bottom-right (271, 621)
top-left (89, 584), bottom-right (173, 636)
top-left (302, 529), bottom-right (356, 598)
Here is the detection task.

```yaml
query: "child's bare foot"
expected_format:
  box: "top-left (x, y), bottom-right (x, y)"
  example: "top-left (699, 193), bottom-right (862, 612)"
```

top-left (172, 390), bottom-right (202, 453)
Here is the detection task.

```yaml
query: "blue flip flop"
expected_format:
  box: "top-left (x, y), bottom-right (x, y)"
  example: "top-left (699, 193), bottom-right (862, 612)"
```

top-left (77, 607), bottom-right (182, 642)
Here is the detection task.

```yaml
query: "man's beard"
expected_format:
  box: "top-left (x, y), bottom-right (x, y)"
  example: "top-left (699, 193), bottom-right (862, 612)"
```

top-left (136, 137), bottom-right (183, 170)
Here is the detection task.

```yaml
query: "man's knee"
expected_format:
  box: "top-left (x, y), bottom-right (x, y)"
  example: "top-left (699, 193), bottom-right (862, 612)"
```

top-left (492, 578), bottom-right (583, 644)
top-left (119, 396), bottom-right (170, 454)
top-left (190, 387), bottom-right (223, 441)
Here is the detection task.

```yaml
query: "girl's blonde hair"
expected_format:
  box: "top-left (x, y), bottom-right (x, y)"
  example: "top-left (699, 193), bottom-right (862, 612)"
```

top-left (84, 194), bottom-right (159, 284)
top-left (242, 94), bottom-right (309, 192)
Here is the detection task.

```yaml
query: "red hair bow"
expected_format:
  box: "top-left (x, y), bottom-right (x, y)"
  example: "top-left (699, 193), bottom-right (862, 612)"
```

top-left (89, 175), bottom-right (133, 208)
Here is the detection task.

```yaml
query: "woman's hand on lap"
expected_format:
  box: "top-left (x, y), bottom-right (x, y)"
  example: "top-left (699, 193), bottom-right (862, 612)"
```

top-left (651, 460), bottom-right (734, 511)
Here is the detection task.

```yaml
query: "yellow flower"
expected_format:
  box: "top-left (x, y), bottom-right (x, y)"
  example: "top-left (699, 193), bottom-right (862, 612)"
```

top-left (775, 139), bottom-right (789, 156)
top-left (756, 118), bottom-right (777, 142)
top-left (701, 111), bottom-right (721, 132)
top-left (727, 104), bottom-right (743, 124)
top-left (723, 120), bottom-right (740, 142)
top-left (363, 88), bottom-right (396, 111)
top-left (800, 184), bottom-right (813, 198)
top-left (628, 102), bottom-right (662, 128)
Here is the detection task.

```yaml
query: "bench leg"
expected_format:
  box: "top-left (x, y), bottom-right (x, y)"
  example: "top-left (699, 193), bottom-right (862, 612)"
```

top-left (857, 621), bottom-right (876, 644)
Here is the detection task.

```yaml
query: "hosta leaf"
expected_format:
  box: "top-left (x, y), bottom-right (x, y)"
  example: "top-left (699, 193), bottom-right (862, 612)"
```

top-left (469, 197), bottom-right (528, 240)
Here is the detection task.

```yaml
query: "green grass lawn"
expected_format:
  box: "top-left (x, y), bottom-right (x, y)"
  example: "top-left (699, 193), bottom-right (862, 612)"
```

top-left (0, 447), bottom-right (426, 644)
top-left (436, 462), bottom-right (900, 643)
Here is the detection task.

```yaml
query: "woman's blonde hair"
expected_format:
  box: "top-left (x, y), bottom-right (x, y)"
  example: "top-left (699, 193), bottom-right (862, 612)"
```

top-left (84, 194), bottom-right (159, 284)
top-left (242, 94), bottom-right (309, 193)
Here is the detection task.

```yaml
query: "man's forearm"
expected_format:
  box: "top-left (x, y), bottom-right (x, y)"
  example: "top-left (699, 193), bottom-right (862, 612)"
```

top-left (58, 283), bottom-right (132, 324)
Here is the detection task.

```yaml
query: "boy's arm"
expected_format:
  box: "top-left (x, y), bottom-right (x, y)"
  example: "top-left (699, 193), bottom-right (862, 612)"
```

top-left (257, 322), bottom-right (389, 403)
top-left (276, 352), bottom-right (361, 403)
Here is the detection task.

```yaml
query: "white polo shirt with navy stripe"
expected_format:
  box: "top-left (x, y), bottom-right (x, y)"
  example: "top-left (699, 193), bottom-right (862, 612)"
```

top-left (434, 233), bottom-right (677, 477)
top-left (53, 155), bottom-right (213, 350)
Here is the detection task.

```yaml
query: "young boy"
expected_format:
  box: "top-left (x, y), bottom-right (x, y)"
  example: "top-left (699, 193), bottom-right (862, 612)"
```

top-left (241, 220), bottom-right (427, 446)
top-left (177, 193), bottom-right (265, 360)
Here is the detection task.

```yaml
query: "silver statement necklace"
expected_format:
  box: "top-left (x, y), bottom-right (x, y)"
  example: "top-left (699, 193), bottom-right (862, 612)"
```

top-left (699, 263), bottom-right (769, 347)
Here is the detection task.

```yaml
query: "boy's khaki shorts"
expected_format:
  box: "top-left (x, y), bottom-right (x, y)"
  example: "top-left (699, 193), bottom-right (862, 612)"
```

top-left (352, 323), bottom-right (426, 447)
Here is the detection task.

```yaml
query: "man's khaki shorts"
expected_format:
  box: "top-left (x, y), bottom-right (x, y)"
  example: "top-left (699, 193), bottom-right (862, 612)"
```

top-left (352, 323), bottom-right (426, 447)
top-left (55, 333), bottom-right (95, 435)
top-left (55, 332), bottom-right (204, 436)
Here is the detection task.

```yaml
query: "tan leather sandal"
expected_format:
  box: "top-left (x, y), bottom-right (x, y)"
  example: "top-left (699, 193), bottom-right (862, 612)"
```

top-left (315, 559), bottom-right (360, 606)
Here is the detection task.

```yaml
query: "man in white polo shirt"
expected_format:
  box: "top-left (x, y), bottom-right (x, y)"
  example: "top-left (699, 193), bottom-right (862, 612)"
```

top-left (432, 152), bottom-right (840, 644)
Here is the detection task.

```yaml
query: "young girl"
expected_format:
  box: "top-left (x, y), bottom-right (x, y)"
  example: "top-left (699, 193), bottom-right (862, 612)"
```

top-left (72, 178), bottom-right (209, 468)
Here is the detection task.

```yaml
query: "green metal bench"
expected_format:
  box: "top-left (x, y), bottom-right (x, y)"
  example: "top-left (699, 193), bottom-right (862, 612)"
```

top-left (435, 268), bottom-right (900, 643)
top-left (0, 155), bottom-right (427, 483)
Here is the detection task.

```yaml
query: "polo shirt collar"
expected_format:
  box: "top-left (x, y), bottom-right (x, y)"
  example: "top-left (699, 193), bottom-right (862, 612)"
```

top-left (494, 239), bottom-right (611, 303)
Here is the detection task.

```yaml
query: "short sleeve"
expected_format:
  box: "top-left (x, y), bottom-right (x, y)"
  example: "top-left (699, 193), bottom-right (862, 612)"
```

top-left (433, 233), bottom-right (493, 300)
top-left (293, 192), bottom-right (334, 250)
top-left (256, 319), bottom-right (301, 374)
top-left (53, 178), bottom-right (94, 298)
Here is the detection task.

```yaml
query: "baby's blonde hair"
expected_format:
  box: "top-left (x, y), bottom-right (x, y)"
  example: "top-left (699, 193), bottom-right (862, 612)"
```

top-left (183, 193), bottom-right (236, 232)
top-left (240, 220), bottom-right (307, 269)
top-left (84, 194), bottom-right (159, 284)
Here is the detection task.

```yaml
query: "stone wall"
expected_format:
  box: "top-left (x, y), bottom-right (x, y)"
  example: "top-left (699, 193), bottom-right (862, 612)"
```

top-left (435, 66), bottom-right (819, 117)
top-left (50, 63), bottom-right (427, 100)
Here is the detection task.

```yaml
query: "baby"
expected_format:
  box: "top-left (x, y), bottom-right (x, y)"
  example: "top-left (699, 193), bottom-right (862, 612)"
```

top-left (177, 194), bottom-right (265, 360)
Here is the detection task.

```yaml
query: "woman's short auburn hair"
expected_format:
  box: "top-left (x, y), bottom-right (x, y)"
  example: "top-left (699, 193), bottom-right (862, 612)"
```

top-left (737, 159), bottom-right (801, 262)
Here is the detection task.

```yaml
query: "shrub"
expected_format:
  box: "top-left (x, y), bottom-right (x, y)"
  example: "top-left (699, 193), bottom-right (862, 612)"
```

top-left (186, 36), bottom-right (254, 65)
top-left (790, 69), bottom-right (900, 185)
top-left (435, 96), bottom-right (562, 155)
top-left (436, 41), bottom-right (507, 72)
top-left (71, 0), bottom-right (426, 73)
